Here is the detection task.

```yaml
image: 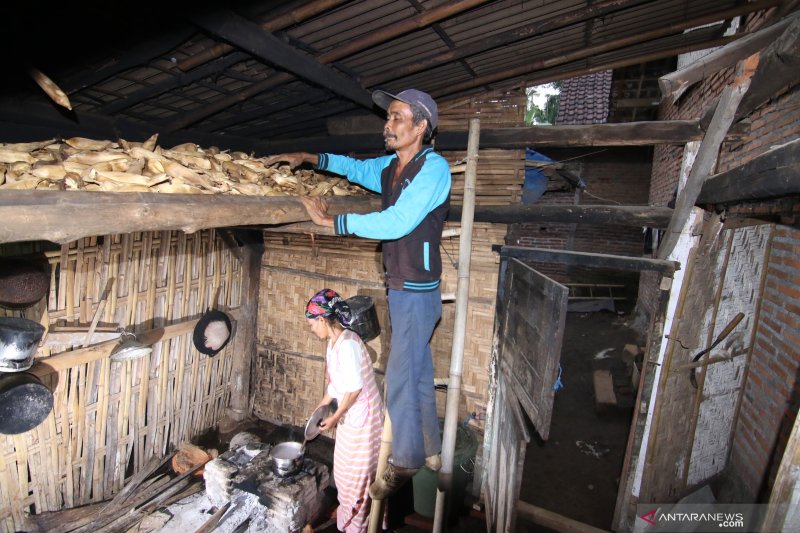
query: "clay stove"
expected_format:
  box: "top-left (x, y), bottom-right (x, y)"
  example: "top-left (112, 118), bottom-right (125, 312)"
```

top-left (202, 441), bottom-right (330, 533)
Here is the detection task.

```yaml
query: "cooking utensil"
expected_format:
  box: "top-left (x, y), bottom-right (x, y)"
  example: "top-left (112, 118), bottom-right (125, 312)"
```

top-left (269, 441), bottom-right (305, 477)
top-left (110, 331), bottom-right (152, 362)
top-left (304, 403), bottom-right (334, 441)
top-left (0, 372), bottom-right (53, 434)
top-left (0, 316), bottom-right (46, 372)
top-left (193, 309), bottom-right (233, 357)
top-left (345, 295), bottom-right (380, 342)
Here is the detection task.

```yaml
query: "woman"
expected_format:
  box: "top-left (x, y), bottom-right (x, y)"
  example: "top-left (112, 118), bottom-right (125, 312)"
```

top-left (305, 288), bottom-right (383, 533)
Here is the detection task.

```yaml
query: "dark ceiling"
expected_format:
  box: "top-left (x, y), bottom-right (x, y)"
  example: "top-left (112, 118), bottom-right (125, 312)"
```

top-left (2, 0), bottom-right (794, 154)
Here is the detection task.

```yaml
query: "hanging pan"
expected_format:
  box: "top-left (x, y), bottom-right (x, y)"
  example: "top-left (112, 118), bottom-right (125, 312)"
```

top-left (193, 310), bottom-right (233, 357)
top-left (0, 372), bottom-right (54, 434)
top-left (0, 317), bottom-right (46, 372)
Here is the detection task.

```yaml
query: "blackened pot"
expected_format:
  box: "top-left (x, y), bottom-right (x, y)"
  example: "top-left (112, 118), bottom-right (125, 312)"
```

top-left (345, 295), bottom-right (380, 342)
top-left (0, 372), bottom-right (53, 434)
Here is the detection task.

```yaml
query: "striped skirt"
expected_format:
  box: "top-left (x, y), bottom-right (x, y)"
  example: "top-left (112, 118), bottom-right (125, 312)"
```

top-left (333, 410), bottom-right (383, 532)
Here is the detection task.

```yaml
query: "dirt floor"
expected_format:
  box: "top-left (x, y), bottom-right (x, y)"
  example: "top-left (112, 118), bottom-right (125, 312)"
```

top-left (517, 309), bottom-right (642, 532)
top-left (202, 308), bottom-right (641, 532)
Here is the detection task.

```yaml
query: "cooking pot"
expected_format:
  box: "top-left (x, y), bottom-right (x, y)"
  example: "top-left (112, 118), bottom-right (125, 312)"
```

top-left (345, 295), bottom-right (380, 342)
top-left (0, 255), bottom-right (50, 310)
top-left (269, 441), bottom-right (304, 477)
top-left (0, 372), bottom-right (54, 434)
top-left (0, 317), bottom-right (46, 372)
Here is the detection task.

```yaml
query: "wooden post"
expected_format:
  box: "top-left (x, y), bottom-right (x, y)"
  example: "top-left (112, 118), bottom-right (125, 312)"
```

top-left (657, 53), bottom-right (758, 260)
top-left (225, 239), bottom-right (265, 425)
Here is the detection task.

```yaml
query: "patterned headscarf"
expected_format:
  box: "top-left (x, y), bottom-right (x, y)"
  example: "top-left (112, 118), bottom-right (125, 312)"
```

top-left (305, 288), bottom-right (353, 328)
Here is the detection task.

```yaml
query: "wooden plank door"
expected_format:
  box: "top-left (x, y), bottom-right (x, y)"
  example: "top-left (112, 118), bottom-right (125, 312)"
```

top-left (486, 372), bottom-right (531, 533)
top-left (485, 257), bottom-right (568, 532)
top-left (500, 258), bottom-right (568, 440)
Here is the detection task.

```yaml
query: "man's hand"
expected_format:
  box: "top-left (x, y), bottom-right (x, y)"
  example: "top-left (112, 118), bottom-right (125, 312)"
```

top-left (263, 152), bottom-right (318, 169)
top-left (300, 196), bottom-right (334, 228)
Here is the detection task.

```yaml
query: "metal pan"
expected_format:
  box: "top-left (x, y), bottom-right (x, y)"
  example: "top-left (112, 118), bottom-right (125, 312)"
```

top-left (0, 372), bottom-right (53, 434)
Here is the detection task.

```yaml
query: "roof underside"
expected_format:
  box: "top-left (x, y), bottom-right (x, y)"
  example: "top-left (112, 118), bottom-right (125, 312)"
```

top-left (2, 0), bottom-right (790, 153)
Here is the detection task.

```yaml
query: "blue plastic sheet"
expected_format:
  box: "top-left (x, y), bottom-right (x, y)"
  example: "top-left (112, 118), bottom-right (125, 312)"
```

top-left (522, 148), bottom-right (553, 204)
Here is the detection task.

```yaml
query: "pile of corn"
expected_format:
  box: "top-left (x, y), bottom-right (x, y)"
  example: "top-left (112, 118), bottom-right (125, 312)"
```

top-left (0, 134), bottom-right (369, 196)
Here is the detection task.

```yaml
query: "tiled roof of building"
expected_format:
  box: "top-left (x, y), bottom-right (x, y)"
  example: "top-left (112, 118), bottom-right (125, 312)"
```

top-left (555, 70), bottom-right (613, 125)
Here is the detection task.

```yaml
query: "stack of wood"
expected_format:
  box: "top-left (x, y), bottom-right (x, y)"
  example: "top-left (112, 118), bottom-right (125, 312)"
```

top-left (27, 451), bottom-right (205, 533)
top-left (0, 135), bottom-right (371, 196)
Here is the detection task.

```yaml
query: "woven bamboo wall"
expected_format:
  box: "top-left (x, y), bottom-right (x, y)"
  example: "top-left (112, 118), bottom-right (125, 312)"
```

top-left (254, 221), bottom-right (506, 433)
top-left (0, 230), bottom-right (242, 532)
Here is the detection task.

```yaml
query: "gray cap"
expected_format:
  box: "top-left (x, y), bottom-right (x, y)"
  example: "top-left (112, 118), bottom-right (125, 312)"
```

top-left (373, 89), bottom-right (438, 130)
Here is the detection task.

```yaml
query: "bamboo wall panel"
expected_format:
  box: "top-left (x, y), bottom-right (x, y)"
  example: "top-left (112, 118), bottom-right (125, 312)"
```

top-left (254, 222), bottom-right (505, 432)
top-left (444, 149), bottom-right (526, 206)
top-left (438, 91), bottom-right (526, 131)
top-left (0, 230), bottom-right (242, 532)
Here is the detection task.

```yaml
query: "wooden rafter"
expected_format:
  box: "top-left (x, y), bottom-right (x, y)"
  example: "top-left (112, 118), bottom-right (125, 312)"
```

top-left (659, 11), bottom-right (799, 103)
top-left (190, 9), bottom-right (374, 109)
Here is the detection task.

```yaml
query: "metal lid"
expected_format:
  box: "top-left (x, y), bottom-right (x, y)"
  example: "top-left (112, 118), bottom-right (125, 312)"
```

top-left (304, 404), bottom-right (332, 441)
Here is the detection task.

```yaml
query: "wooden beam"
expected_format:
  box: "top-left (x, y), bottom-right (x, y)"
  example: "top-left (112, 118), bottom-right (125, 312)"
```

top-left (226, 242), bottom-right (263, 421)
top-left (494, 245), bottom-right (678, 275)
top-left (177, 0), bottom-right (351, 71)
top-left (166, 0), bottom-right (490, 131)
top-left (659, 12), bottom-right (798, 102)
top-left (735, 16), bottom-right (800, 121)
top-left (30, 310), bottom-right (239, 378)
top-left (450, 204), bottom-right (674, 227)
top-left (697, 138), bottom-right (800, 205)
top-left (264, 205), bottom-right (673, 234)
top-left (658, 56), bottom-right (757, 259)
top-left (0, 191), bottom-right (379, 245)
top-left (250, 120), bottom-right (724, 153)
top-left (190, 9), bottom-right (373, 109)
top-left (517, 501), bottom-right (610, 533)
top-left (761, 402), bottom-right (800, 532)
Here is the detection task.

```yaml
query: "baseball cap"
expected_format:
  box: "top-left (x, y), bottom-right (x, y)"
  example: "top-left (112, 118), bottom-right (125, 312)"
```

top-left (373, 89), bottom-right (438, 130)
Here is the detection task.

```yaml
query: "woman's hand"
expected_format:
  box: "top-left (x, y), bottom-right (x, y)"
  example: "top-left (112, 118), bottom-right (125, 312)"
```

top-left (319, 413), bottom-right (341, 431)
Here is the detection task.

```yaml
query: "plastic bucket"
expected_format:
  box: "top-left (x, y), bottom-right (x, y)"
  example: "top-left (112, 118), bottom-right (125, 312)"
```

top-left (345, 295), bottom-right (381, 342)
top-left (412, 419), bottom-right (478, 520)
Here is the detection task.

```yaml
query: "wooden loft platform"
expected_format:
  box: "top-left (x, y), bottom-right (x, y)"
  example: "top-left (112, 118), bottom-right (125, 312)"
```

top-left (0, 190), bottom-right (379, 244)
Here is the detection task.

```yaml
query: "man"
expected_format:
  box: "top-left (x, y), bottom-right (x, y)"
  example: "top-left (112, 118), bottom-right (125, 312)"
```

top-left (264, 89), bottom-right (450, 499)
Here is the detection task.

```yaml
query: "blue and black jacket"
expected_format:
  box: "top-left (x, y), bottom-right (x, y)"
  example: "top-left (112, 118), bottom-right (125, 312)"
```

top-left (317, 147), bottom-right (451, 292)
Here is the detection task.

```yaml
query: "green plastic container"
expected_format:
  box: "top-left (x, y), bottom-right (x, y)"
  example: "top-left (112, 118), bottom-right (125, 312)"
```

top-left (412, 420), bottom-right (478, 520)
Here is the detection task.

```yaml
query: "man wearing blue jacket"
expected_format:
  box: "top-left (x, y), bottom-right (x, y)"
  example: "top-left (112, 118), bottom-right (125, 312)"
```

top-left (264, 89), bottom-right (450, 500)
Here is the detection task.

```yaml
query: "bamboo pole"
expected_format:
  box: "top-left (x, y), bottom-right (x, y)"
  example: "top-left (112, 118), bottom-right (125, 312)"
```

top-left (367, 415), bottom-right (392, 533)
top-left (433, 118), bottom-right (480, 533)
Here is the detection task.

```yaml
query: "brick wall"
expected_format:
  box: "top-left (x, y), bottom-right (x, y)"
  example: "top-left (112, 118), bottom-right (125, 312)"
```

top-left (507, 146), bottom-right (652, 284)
top-left (725, 225), bottom-right (800, 501)
top-left (636, 10), bottom-right (800, 501)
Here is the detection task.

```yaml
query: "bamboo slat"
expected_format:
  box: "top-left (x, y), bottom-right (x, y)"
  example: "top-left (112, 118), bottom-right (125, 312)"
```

top-left (0, 229), bottom-right (244, 533)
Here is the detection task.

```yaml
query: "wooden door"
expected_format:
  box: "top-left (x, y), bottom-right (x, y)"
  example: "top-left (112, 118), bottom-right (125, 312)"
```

top-left (485, 258), bottom-right (569, 532)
